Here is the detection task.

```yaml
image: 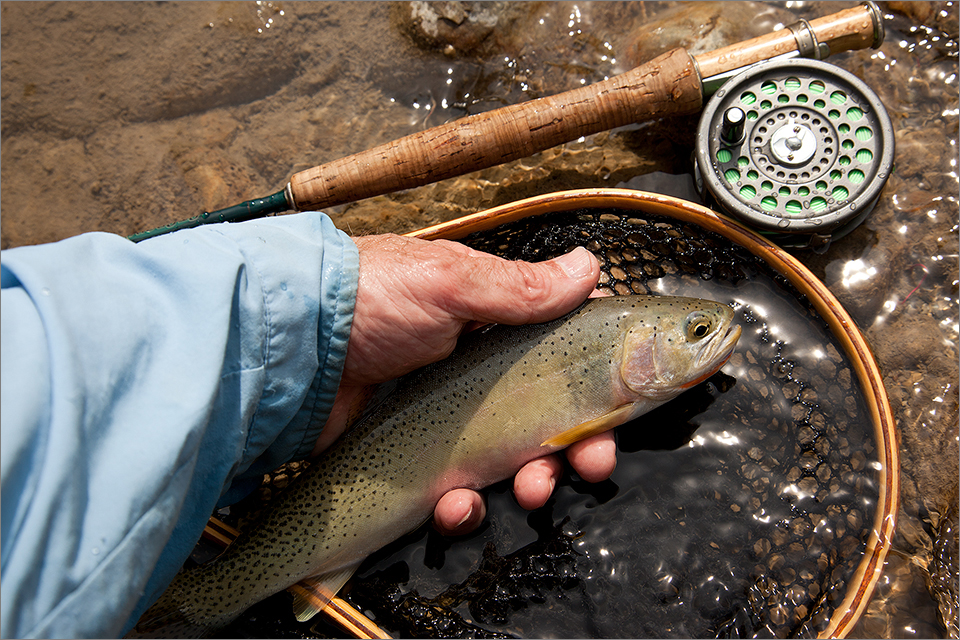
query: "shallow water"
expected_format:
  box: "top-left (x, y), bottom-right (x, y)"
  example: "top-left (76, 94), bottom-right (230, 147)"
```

top-left (1, 1), bottom-right (957, 638)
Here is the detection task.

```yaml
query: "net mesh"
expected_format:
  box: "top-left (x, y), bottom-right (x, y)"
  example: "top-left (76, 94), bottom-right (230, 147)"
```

top-left (213, 207), bottom-right (881, 639)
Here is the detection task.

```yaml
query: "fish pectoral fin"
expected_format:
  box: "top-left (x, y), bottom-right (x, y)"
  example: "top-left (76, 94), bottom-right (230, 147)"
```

top-left (289, 565), bottom-right (359, 622)
top-left (540, 403), bottom-right (638, 448)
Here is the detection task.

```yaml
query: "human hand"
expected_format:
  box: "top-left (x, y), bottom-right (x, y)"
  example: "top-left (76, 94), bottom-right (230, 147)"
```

top-left (317, 234), bottom-right (616, 535)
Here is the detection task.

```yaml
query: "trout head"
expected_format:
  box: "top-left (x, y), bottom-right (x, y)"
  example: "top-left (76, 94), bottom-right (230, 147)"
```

top-left (618, 297), bottom-right (741, 403)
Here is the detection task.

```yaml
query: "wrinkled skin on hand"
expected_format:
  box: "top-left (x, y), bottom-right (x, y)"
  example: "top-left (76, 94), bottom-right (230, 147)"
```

top-left (317, 234), bottom-right (617, 535)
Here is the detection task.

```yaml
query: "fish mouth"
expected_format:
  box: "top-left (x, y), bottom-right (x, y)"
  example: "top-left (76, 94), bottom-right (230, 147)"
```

top-left (715, 323), bottom-right (742, 365)
top-left (682, 323), bottom-right (742, 390)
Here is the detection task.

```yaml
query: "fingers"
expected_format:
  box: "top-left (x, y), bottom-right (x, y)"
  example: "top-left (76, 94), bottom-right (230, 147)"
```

top-left (513, 455), bottom-right (564, 510)
top-left (444, 246), bottom-right (602, 327)
top-left (435, 433), bottom-right (618, 537)
top-left (566, 431), bottom-right (617, 483)
top-left (433, 489), bottom-right (486, 536)
top-left (512, 432), bottom-right (617, 511)
top-left (342, 235), bottom-right (600, 388)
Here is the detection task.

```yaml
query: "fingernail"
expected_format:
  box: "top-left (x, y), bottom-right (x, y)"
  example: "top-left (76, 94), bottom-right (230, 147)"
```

top-left (455, 506), bottom-right (473, 529)
top-left (553, 247), bottom-right (594, 279)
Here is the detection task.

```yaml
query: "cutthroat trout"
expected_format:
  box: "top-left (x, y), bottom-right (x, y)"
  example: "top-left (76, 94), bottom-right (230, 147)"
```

top-left (135, 295), bottom-right (740, 635)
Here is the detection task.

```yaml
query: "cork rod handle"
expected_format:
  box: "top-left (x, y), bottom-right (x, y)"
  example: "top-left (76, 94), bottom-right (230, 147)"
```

top-left (288, 48), bottom-right (701, 211)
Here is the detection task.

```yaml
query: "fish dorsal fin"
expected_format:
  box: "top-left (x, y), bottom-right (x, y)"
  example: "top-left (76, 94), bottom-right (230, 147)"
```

top-left (289, 565), bottom-right (359, 622)
top-left (540, 403), bottom-right (638, 448)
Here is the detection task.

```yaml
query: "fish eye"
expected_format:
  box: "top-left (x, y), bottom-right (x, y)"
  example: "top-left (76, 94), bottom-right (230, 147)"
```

top-left (685, 313), bottom-right (713, 340)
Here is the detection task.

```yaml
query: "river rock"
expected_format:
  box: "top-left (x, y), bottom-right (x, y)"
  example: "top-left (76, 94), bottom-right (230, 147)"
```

top-left (622, 1), bottom-right (796, 68)
top-left (395, 1), bottom-right (533, 56)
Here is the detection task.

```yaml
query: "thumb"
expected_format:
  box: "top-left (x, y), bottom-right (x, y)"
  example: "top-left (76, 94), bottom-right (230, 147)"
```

top-left (446, 246), bottom-right (601, 326)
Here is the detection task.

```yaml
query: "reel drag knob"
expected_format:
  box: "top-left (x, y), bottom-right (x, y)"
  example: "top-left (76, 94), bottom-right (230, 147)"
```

top-left (694, 58), bottom-right (895, 250)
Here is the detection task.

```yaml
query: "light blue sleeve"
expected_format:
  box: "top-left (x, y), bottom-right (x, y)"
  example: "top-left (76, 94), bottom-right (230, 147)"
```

top-left (0, 211), bottom-right (359, 639)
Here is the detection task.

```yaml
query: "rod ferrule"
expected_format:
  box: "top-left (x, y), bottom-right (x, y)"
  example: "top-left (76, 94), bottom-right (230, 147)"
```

top-left (787, 18), bottom-right (828, 60)
top-left (284, 182), bottom-right (298, 211)
top-left (861, 1), bottom-right (885, 49)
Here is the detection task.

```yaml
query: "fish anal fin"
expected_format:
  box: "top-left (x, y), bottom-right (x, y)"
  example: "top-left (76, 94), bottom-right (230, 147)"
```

top-left (289, 566), bottom-right (358, 622)
top-left (540, 403), bottom-right (638, 448)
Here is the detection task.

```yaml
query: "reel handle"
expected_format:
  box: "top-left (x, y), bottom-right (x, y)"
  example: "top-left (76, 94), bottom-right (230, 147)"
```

top-left (287, 48), bottom-right (701, 211)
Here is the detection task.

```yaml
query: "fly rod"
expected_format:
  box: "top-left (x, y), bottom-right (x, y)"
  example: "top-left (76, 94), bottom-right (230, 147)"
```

top-left (128, 2), bottom-right (883, 242)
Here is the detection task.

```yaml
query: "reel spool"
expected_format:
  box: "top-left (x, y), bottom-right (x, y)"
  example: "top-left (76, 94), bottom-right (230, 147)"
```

top-left (694, 58), bottom-right (894, 250)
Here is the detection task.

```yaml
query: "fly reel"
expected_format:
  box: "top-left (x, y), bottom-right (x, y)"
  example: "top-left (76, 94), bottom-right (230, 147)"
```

top-left (694, 58), bottom-right (894, 250)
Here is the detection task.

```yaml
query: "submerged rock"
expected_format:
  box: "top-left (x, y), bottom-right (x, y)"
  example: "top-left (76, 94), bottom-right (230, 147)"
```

top-left (397, 1), bottom-right (501, 55)
top-left (622, 1), bottom-right (795, 68)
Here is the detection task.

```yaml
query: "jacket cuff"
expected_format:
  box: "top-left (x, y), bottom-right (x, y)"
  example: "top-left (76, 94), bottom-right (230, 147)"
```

top-left (219, 212), bottom-right (359, 500)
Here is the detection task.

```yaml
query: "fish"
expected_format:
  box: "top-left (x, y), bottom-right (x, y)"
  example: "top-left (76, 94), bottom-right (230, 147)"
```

top-left (133, 294), bottom-right (741, 636)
